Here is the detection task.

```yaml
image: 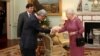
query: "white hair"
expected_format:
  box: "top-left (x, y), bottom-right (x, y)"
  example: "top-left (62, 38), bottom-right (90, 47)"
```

top-left (37, 9), bottom-right (47, 16)
top-left (65, 9), bottom-right (76, 15)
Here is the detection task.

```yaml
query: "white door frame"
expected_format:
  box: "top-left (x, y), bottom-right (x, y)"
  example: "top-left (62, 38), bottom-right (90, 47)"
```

top-left (6, 0), bottom-right (29, 39)
top-left (7, 0), bottom-right (11, 39)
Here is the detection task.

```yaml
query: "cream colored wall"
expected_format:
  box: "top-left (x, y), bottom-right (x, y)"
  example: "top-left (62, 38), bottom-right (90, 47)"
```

top-left (62, 0), bottom-right (80, 11)
top-left (9, 0), bottom-right (80, 39)
top-left (50, 0), bottom-right (80, 26)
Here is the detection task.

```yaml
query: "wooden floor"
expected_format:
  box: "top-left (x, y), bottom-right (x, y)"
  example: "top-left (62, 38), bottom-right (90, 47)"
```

top-left (0, 34), bottom-right (19, 50)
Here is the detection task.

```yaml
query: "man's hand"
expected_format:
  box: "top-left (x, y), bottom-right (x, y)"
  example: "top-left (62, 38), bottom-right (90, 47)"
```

top-left (50, 26), bottom-right (61, 35)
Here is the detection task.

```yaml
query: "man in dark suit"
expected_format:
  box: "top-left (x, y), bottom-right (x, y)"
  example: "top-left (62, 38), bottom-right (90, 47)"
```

top-left (17, 3), bottom-right (50, 56)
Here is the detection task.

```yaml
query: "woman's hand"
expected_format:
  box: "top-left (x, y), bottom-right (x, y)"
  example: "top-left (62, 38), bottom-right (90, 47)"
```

top-left (69, 32), bottom-right (77, 36)
top-left (50, 26), bottom-right (61, 35)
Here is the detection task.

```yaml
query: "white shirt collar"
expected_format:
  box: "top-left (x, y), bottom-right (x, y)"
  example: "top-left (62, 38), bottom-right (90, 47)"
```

top-left (27, 12), bottom-right (30, 15)
top-left (27, 11), bottom-right (31, 17)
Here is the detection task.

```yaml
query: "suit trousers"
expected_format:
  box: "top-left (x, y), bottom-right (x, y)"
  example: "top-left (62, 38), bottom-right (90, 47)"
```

top-left (20, 48), bottom-right (36, 56)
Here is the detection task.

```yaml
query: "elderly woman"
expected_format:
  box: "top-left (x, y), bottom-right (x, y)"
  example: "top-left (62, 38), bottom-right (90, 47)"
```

top-left (53, 9), bottom-right (84, 56)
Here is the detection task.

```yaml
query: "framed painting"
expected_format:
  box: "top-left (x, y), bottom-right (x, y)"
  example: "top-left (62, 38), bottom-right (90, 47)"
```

top-left (28, 0), bottom-right (62, 16)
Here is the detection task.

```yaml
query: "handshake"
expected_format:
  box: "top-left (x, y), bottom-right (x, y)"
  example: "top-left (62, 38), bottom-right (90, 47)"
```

top-left (50, 26), bottom-right (61, 35)
top-left (50, 26), bottom-right (77, 36)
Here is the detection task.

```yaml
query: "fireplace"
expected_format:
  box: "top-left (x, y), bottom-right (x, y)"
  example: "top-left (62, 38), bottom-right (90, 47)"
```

top-left (85, 22), bottom-right (100, 44)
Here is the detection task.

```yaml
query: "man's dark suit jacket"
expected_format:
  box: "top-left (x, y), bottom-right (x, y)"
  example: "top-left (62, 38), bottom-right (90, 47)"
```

top-left (17, 11), bottom-right (50, 49)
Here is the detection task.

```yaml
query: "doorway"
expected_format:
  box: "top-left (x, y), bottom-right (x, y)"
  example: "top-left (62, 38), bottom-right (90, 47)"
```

top-left (0, 0), bottom-right (7, 49)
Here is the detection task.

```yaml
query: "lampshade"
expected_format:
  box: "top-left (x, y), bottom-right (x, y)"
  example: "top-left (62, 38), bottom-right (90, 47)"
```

top-left (93, 0), bottom-right (98, 4)
top-left (62, 11), bottom-right (67, 20)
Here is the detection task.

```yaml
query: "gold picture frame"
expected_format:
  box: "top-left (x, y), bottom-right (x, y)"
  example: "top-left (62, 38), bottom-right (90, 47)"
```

top-left (28, 0), bottom-right (62, 16)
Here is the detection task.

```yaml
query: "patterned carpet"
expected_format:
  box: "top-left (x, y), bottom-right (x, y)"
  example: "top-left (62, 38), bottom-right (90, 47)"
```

top-left (0, 45), bottom-right (100, 56)
top-left (0, 45), bottom-right (21, 56)
top-left (0, 45), bottom-right (66, 56)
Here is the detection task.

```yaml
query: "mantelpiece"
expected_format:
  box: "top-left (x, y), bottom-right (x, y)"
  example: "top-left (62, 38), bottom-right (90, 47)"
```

top-left (77, 12), bottom-right (100, 45)
top-left (77, 12), bottom-right (100, 21)
top-left (77, 12), bottom-right (100, 16)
